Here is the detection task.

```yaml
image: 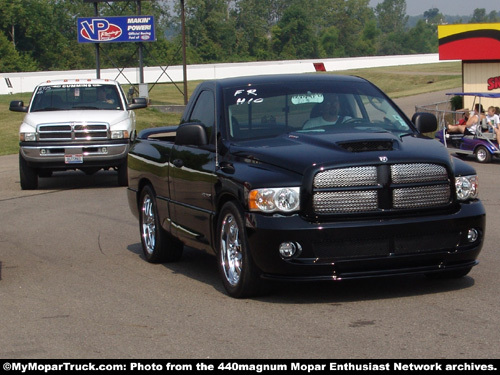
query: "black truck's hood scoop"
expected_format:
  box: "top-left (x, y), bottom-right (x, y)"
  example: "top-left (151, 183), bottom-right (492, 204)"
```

top-left (337, 139), bottom-right (394, 152)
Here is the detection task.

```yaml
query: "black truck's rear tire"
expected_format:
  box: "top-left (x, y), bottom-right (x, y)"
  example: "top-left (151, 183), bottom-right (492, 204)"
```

top-left (19, 152), bottom-right (38, 190)
top-left (117, 162), bottom-right (128, 186)
top-left (139, 185), bottom-right (183, 263)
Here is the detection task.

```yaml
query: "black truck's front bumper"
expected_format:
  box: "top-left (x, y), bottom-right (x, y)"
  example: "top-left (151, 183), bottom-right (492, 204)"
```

top-left (245, 200), bottom-right (485, 281)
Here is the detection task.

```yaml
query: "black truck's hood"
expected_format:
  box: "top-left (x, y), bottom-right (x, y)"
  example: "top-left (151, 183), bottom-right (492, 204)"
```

top-left (229, 132), bottom-right (452, 174)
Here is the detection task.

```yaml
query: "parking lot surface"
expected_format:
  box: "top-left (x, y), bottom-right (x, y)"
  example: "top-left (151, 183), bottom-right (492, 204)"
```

top-left (1, 135), bottom-right (499, 359)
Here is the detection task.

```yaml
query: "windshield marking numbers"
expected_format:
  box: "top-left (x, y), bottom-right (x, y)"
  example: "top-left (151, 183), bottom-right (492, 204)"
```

top-left (234, 89), bottom-right (264, 105)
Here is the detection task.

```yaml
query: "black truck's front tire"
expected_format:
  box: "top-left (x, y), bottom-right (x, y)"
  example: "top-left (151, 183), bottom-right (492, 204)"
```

top-left (217, 201), bottom-right (262, 298)
top-left (139, 185), bottom-right (183, 263)
top-left (19, 152), bottom-right (38, 190)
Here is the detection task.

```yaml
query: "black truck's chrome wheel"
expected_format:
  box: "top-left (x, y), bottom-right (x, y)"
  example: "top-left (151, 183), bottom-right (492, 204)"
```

top-left (141, 193), bottom-right (157, 256)
top-left (217, 202), bottom-right (261, 298)
top-left (220, 212), bottom-right (243, 287)
top-left (139, 185), bottom-right (183, 263)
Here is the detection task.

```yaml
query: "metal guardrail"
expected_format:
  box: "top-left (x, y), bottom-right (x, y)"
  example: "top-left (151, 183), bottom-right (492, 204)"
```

top-left (1, 53), bottom-right (442, 95)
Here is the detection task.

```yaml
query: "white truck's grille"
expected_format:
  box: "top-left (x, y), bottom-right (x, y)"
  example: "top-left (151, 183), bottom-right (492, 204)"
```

top-left (38, 123), bottom-right (109, 141)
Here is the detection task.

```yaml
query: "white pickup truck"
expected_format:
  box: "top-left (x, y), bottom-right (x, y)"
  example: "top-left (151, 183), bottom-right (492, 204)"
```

top-left (9, 79), bottom-right (147, 189)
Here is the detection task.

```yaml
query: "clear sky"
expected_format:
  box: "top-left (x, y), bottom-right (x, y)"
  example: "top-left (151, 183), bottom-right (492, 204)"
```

top-left (368, 0), bottom-right (499, 16)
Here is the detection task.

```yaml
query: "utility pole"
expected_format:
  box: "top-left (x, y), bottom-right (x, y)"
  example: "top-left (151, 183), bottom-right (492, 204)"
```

top-left (94, 2), bottom-right (100, 78)
top-left (181, 0), bottom-right (188, 105)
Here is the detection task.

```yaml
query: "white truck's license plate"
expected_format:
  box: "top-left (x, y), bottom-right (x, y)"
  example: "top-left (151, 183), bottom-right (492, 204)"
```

top-left (64, 154), bottom-right (83, 164)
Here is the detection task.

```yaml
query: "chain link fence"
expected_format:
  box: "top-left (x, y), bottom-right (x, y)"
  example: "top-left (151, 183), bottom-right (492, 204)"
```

top-left (415, 101), bottom-right (466, 131)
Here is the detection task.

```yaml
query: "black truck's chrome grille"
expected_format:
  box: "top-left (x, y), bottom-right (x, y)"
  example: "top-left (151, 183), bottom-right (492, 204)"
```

top-left (38, 123), bottom-right (109, 141)
top-left (391, 163), bottom-right (448, 183)
top-left (312, 163), bottom-right (451, 215)
top-left (393, 185), bottom-right (451, 209)
top-left (314, 191), bottom-right (379, 213)
top-left (314, 166), bottom-right (377, 188)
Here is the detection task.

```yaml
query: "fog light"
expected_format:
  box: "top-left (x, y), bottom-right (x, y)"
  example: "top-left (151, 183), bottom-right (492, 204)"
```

top-left (467, 228), bottom-right (479, 243)
top-left (279, 242), bottom-right (302, 259)
top-left (100, 147), bottom-right (108, 154)
top-left (40, 149), bottom-right (47, 155)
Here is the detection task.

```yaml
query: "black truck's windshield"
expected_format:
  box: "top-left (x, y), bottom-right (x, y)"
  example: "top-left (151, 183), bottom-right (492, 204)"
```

top-left (224, 82), bottom-right (412, 140)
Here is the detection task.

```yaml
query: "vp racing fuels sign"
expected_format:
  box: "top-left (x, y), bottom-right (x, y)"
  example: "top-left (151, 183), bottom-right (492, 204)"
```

top-left (78, 16), bottom-right (155, 43)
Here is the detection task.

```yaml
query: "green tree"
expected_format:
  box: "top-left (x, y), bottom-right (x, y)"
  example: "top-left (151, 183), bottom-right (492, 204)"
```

top-left (470, 8), bottom-right (487, 23)
top-left (487, 11), bottom-right (500, 23)
top-left (339, 0), bottom-right (377, 56)
top-left (0, 0), bottom-right (93, 71)
top-left (271, 3), bottom-right (318, 59)
top-left (360, 18), bottom-right (380, 56)
top-left (377, 32), bottom-right (406, 55)
top-left (264, 0), bottom-right (289, 26)
top-left (423, 8), bottom-right (444, 25)
top-left (405, 19), bottom-right (438, 54)
top-left (0, 0), bottom-right (28, 49)
top-left (0, 31), bottom-right (19, 71)
top-left (182, 0), bottom-right (237, 62)
top-left (0, 30), bottom-right (36, 72)
top-left (298, 0), bottom-right (376, 58)
top-left (319, 26), bottom-right (345, 57)
top-left (234, 0), bottom-right (272, 61)
top-left (375, 0), bottom-right (408, 33)
top-left (0, 0), bottom-right (468, 71)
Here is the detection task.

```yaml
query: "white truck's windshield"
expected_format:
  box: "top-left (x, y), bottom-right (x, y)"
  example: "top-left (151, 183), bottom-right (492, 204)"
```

top-left (30, 84), bottom-right (123, 112)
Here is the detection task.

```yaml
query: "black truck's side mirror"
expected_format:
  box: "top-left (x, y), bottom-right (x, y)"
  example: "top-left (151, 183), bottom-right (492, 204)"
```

top-left (175, 123), bottom-right (208, 146)
top-left (412, 112), bottom-right (437, 133)
top-left (9, 100), bottom-right (28, 113)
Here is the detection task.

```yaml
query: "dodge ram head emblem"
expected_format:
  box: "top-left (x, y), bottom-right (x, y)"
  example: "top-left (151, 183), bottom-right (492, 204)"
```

top-left (379, 156), bottom-right (388, 162)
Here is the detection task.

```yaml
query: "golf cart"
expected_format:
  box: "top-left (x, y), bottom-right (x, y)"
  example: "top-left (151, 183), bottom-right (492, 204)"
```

top-left (435, 92), bottom-right (500, 163)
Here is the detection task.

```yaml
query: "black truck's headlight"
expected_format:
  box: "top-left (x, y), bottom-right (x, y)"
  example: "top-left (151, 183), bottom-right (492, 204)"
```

top-left (455, 175), bottom-right (479, 201)
top-left (249, 187), bottom-right (300, 213)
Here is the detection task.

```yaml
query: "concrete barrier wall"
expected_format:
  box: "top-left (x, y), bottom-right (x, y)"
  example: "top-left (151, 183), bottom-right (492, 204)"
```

top-left (0, 53), bottom-right (444, 95)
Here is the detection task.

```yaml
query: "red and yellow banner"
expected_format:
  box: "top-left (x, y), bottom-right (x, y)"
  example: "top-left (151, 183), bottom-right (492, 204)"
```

top-left (439, 23), bottom-right (500, 61)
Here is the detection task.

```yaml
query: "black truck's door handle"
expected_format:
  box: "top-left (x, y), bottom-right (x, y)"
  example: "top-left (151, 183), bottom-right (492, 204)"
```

top-left (173, 159), bottom-right (183, 168)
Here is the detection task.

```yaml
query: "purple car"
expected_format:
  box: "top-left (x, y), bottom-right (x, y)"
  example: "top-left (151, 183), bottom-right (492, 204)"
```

top-left (435, 92), bottom-right (500, 163)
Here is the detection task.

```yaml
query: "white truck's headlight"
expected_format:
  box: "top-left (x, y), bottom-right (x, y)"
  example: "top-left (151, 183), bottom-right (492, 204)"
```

top-left (111, 130), bottom-right (129, 139)
top-left (249, 187), bottom-right (300, 213)
top-left (456, 175), bottom-right (479, 200)
top-left (20, 133), bottom-right (36, 142)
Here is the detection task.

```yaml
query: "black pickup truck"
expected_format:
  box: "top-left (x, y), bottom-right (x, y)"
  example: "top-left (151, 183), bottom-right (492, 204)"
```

top-left (127, 74), bottom-right (485, 298)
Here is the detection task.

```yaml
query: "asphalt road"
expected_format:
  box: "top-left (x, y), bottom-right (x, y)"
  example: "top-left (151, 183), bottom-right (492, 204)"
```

top-left (1, 92), bottom-right (499, 359)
